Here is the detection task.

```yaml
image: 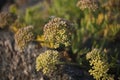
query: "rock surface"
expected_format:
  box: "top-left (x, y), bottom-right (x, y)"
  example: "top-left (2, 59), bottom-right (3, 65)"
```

top-left (0, 29), bottom-right (89, 80)
top-left (0, 29), bottom-right (43, 80)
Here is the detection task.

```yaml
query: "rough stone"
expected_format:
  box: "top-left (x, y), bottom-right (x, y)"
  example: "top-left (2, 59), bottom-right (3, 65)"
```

top-left (0, 29), bottom-right (89, 80)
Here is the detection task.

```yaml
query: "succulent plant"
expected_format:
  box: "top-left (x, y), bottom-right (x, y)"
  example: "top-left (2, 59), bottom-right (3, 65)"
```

top-left (43, 17), bottom-right (73, 48)
top-left (0, 12), bottom-right (17, 29)
top-left (76, 0), bottom-right (98, 11)
top-left (86, 49), bottom-right (114, 80)
top-left (14, 26), bottom-right (35, 51)
top-left (36, 50), bottom-right (60, 75)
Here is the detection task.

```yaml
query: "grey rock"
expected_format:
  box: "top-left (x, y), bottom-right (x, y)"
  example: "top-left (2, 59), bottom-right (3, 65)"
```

top-left (0, 29), bottom-right (89, 80)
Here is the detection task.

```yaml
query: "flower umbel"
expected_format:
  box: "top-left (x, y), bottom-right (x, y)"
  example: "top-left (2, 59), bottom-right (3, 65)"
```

top-left (43, 17), bottom-right (73, 48)
top-left (86, 49), bottom-right (114, 80)
top-left (14, 26), bottom-right (35, 51)
top-left (36, 50), bottom-right (60, 74)
top-left (77, 0), bottom-right (98, 11)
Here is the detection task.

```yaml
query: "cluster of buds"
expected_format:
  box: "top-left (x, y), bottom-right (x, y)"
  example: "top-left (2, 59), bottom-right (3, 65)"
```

top-left (14, 26), bottom-right (35, 51)
top-left (36, 50), bottom-right (60, 75)
top-left (0, 12), bottom-right (17, 29)
top-left (86, 49), bottom-right (114, 80)
top-left (43, 17), bottom-right (73, 48)
top-left (76, 0), bottom-right (98, 11)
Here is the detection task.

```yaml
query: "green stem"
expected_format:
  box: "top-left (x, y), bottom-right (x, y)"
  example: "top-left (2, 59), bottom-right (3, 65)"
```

top-left (56, 62), bottom-right (87, 69)
top-left (57, 62), bottom-right (79, 66)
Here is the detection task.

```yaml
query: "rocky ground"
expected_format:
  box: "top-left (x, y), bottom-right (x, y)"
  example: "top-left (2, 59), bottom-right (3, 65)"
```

top-left (0, 29), bottom-right (91, 80)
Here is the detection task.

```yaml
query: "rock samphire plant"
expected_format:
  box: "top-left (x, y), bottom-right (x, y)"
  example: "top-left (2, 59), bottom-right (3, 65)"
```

top-left (36, 50), bottom-right (60, 75)
top-left (36, 17), bottom-right (75, 75)
top-left (43, 17), bottom-right (73, 48)
top-left (86, 49), bottom-right (114, 80)
top-left (76, 0), bottom-right (98, 11)
top-left (14, 25), bottom-right (35, 51)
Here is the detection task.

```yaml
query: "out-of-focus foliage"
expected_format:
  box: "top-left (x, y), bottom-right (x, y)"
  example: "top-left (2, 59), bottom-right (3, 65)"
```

top-left (9, 4), bottom-right (18, 15)
top-left (10, 20), bottom-right (26, 32)
top-left (71, 0), bottom-right (120, 54)
top-left (48, 0), bottom-right (81, 21)
top-left (24, 1), bottom-right (50, 35)
top-left (103, 24), bottom-right (120, 41)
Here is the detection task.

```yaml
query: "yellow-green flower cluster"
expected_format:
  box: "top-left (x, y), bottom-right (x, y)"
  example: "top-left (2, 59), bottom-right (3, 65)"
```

top-left (36, 50), bottom-right (60, 74)
top-left (43, 17), bottom-right (73, 48)
top-left (14, 26), bottom-right (35, 51)
top-left (76, 0), bottom-right (98, 11)
top-left (86, 49), bottom-right (114, 80)
top-left (0, 12), bottom-right (17, 28)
